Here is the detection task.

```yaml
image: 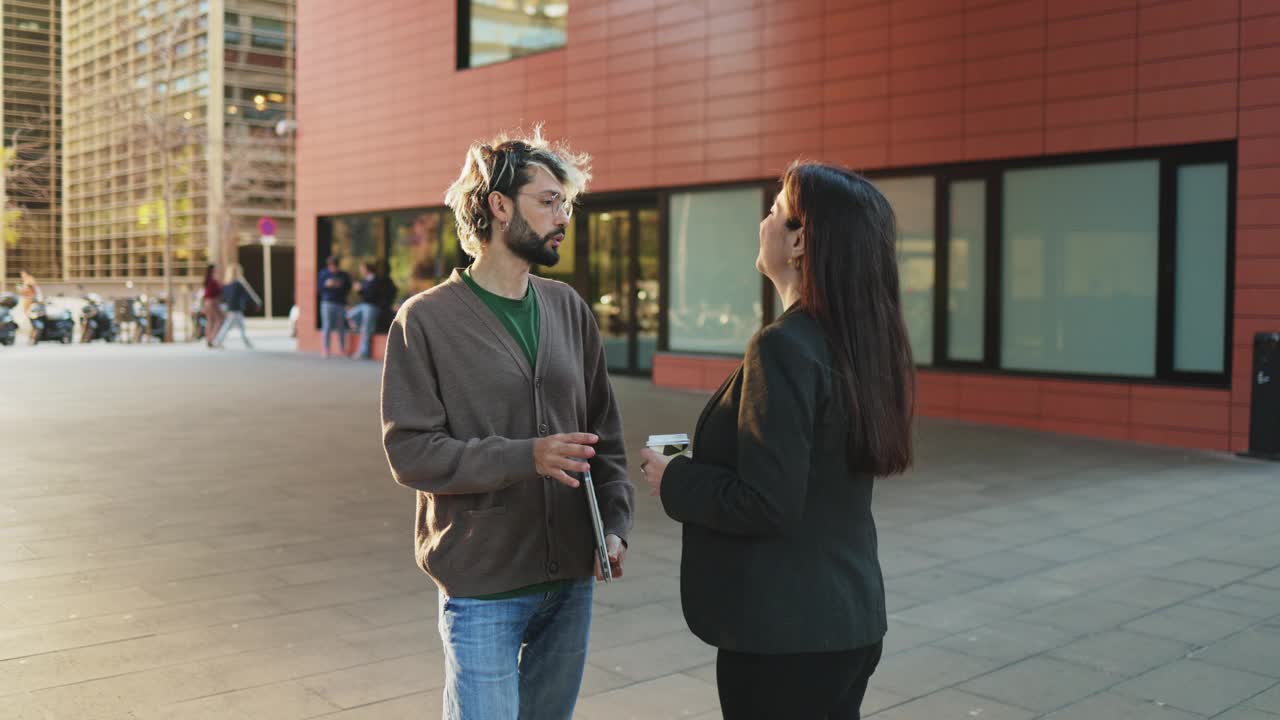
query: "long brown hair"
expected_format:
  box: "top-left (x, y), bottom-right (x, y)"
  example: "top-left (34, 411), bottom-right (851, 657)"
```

top-left (783, 161), bottom-right (915, 475)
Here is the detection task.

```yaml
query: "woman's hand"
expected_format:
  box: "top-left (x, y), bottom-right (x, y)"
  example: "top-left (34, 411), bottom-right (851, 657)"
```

top-left (639, 447), bottom-right (673, 497)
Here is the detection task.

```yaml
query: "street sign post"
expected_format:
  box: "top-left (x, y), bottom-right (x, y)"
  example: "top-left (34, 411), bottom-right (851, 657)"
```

top-left (257, 217), bottom-right (277, 318)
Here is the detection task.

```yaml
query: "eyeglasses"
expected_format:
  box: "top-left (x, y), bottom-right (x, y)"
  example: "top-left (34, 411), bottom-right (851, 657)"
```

top-left (518, 191), bottom-right (573, 219)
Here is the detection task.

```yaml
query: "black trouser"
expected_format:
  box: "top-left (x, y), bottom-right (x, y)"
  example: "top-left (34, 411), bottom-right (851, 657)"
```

top-left (716, 641), bottom-right (883, 720)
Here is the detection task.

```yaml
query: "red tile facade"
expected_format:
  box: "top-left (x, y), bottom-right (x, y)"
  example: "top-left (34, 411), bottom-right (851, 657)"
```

top-left (297, 0), bottom-right (1280, 452)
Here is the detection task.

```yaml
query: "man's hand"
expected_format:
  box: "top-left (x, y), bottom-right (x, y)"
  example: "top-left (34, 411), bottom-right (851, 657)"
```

top-left (533, 432), bottom-right (598, 488)
top-left (594, 534), bottom-right (626, 581)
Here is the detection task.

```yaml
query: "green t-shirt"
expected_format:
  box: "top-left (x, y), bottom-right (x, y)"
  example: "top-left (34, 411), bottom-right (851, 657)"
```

top-left (461, 269), bottom-right (540, 369)
top-left (460, 269), bottom-right (562, 600)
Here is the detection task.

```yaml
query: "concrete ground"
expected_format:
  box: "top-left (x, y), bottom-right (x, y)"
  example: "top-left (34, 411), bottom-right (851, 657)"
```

top-left (2, 323), bottom-right (1279, 719)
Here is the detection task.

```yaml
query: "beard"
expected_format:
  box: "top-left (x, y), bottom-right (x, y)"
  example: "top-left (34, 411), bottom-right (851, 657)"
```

top-left (504, 208), bottom-right (563, 267)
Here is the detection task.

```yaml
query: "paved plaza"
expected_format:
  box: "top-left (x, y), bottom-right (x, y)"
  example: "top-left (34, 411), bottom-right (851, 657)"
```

top-left (3, 323), bottom-right (1280, 719)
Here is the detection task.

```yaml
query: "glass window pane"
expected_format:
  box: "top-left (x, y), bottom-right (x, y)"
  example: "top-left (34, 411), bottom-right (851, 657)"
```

top-left (876, 177), bottom-right (935, 365)
top-left (224, 12), bottom-right (241, 45)
top-left (668, 187), bottom-right (764, 354)
top-left (327, 214), bottom-right (386, 301)
top-left (468, 1), bottom-right (568, 68)
top-left (949, 180), bottom-right (985, 361)
top-left (388, 209), bottom-right (458, 307)
top-left (251, 17), bottom-right (287, 50)
top-left (1002, 161), bottom-right (1159, 376)
top-left (1175, 163), bottom-right (1229, 373)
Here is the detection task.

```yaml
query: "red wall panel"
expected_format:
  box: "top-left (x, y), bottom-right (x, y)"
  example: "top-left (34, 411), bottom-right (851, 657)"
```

top-left (297, 0), bottom-right (1279, 451)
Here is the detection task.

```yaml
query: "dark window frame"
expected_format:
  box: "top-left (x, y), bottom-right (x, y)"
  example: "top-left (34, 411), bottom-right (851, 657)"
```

top-left (313, 142), bottom-right (1234, 388)
top-left (315, 207), bottom-right (468, 332)
top-left (909, 140), bottom-right (1236, 388)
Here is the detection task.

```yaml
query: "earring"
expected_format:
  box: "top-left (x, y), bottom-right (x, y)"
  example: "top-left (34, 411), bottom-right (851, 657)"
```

top-left (500, 221), bottom-right (508, 231)
top-left (788, 256), bottom-right (802, 270)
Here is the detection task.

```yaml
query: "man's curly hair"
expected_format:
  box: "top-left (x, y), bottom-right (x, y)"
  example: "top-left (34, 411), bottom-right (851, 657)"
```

top-left (444, 126), bottom-right (591, 258)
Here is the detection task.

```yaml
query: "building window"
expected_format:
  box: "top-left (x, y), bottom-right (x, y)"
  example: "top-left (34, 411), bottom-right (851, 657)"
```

top-left (459, 0), bottom-right (568, 69)
top-left (250, 17), bottom-right (286, 51)
top-left (387, 209), bottom-right (463, 305)
top-left (856, 142), bottom-right (1236, 386)
top-left (224, 12), bottom-right (241, 45)
top-left (948, 180), bottom-right (986, 362)
top-left (1174, 163), bottom-right (1229, 374)
top-left (318, 208), bottom-right (466, 330)
top-left (667, 187), bottom-right (763, 355)
top-left (877, 177), bottom-right (936, 365)
top-left (1002, 161), bottom-right (1160, 377)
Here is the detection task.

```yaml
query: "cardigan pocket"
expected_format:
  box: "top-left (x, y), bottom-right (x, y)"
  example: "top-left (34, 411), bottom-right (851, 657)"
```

top-left (447, 505), bottom-right (510, 572)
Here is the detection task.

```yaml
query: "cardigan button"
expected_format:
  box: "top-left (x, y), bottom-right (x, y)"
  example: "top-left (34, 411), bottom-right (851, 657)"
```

top-left (538, 423), bottom-right (548, 435)
top-left (535, 377), bottom-right (543, 388)
top-left (547, 561), bottom-right (559, 574)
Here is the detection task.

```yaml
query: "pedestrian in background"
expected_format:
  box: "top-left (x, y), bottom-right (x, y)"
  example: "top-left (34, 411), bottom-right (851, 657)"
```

top-left (201, 264), bottom-right (225, 348)
top-left (213, 264), bottom-right (262, 349)
top-left (347, 260), bottom-right (389, 359)
top-left (317, 255), bottom-right (351, 358)
top-left (640, 161), bottom-right (915, 720)
top-left (17, 270), bottom-right (40, 318)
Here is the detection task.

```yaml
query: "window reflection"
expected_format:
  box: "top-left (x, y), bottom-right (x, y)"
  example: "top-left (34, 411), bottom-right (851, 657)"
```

top-left (466, 1), bottom-right (568, 68)
top-left (877, 177), bottom-right (936, 365)
top-left (388, 210), bottom-right (462, 305)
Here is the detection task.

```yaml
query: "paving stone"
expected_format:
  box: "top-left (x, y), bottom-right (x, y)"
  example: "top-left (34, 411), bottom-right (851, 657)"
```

top-left (297, 653), bottom-right (444, 708)
top-left (949, 550), bottom-right (1056, 581)
top-left (572, 673), bottom-right (719, 720)
top-left (1193, 625), bottom-right (1280, 678)
top-left (1246, 683), bottom-right (1280, 714)
top-left (6, 334), bottom-right (1280, 720)
top-left (1114, 660), bottom-right (1276, 717)
top-left (1147, 559), bottom-right (1263, 588)
top-left (1016, 595), bottom-right (1151, 635)
top-left (1189, 583), bottom-right (1280, 620)
top-left (1017, 534), bottom-right (1118, 563)
top-left (893, 595), bottom-right (1019, 633)
top-left (867, 688), bottom-right (1035, 719)
top-left (958, 655), bottom-right (1122, 713)
top-left (1123, 604), bottom-right (1258, 646)
top-left (873, 646), bottom-right (1002, 698)
top-left (1048, 630), bottom-right (1193, 677)
top-left (933, 618), bottom-right (1075, 664)
top-left (959, 575), bottom-right (1083, 611)
top-left (1040, 692), bottom-right (1203, 719)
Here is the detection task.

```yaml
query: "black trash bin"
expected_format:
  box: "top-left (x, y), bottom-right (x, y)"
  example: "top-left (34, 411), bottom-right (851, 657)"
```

top-left (1246, 332), bottom-right (1280, 460)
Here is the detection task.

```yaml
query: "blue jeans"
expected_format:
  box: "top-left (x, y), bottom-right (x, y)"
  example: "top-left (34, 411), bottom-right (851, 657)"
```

top-left (438, 579), bottom-right (593, 720)
top-left (320, 301), bottom-right (346, 354)
top-left (347, 302), bottom-right (377, 358)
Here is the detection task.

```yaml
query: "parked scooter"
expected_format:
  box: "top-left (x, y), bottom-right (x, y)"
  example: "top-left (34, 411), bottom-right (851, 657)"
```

top-left (0, 293), bottom-right (18, 346)
top-left (79, 293), bottom-right (117, 342)
top-left (132, 294), bottom-right (168, 342)
top-left (28, 296), bottom-right (74, 344)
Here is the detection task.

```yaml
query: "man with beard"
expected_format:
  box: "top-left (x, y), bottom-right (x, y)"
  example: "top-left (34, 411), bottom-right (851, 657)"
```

top-left (380, 129), bottom-right (632, 720)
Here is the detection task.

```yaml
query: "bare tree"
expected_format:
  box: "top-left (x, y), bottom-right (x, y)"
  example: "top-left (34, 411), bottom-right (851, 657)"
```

top-left (1, 93), bottom-right (60, 292)
top-left (214, 122), bottom-right (289, 267)
top-left (74, 14), bottom-right (205, 341)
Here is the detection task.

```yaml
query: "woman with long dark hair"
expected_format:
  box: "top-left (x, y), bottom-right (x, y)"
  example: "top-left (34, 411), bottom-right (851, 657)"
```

top-left (640, 161), bottom-right (915, 719)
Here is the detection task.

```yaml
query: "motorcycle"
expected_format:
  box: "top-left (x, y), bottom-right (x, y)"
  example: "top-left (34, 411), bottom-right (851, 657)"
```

top-left (28, 296), bottom-right (74, 344)
top-left (132, 294), bottom-right (168, 342)
top-left (79, 293), bottom-right (117, 342)
top-left (0, 293), bottom-right (18, 346)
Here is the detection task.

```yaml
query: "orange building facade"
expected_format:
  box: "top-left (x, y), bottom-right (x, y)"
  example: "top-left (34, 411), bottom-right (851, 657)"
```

top-left (296, 0), bottom-right (1280, 452)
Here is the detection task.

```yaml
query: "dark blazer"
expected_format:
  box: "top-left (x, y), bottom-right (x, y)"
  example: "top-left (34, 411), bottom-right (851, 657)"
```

top-left (660, 307), bottom-right (887, 654)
